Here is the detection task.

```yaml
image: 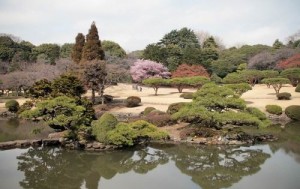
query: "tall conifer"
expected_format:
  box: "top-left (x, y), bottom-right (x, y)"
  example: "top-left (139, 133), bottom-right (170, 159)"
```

top-left (82, 22), bottom-right (105, 62)
top-left (71, 33), bottom-right (85, 64)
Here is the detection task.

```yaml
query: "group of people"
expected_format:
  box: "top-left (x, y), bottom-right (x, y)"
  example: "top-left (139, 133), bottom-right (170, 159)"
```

top-left (132, 84), bottom-right (142, 92)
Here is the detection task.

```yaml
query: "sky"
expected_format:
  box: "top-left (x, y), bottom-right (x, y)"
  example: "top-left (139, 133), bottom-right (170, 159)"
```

top-left (0, 0), bottom-right (299, 52)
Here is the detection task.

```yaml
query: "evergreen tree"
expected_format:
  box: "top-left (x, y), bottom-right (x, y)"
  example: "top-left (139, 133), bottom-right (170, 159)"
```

top-left (273, 39), bottom-right (284, 49)
top-left (81, 22), bottom-right (105, 62)
top-left (71, 33), bottom-right (85, 64)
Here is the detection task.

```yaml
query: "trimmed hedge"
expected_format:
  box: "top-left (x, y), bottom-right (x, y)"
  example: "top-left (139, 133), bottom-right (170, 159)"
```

top-left (265, 105), bottom-right (282, 115)
top-left (91, 113), bottom-right (118, 143)
top-left (144, 111), bottom-right (173, 127)
top-left (246, 107), bottom-right (267, 120)
top-left (5, 100), bottom-right (20, 113)
top-left (296, 84), bottom-right (300, 93)
top-left (180, 92), bottom-right (194, 99)
top-left (285, 105), bottom-right (300, 121)
top-left (167, 102), bottom-right (187, 115)
top-left (143, 107), bottom-right (156, 116)
top-left (277, 92), bottom-right (291, 100)
top-left (126, 96), bottom-right (141, 107)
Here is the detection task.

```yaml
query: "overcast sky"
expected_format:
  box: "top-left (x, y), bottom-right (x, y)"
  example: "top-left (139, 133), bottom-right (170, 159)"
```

top-left (0, 0), bottom-right (299, 51)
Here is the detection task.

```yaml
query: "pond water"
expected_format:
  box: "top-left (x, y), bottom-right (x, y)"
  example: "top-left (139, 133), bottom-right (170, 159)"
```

top-left (0, 118), bottom-right (53, 142)
top-left (0, 121), bottom-right (300, 189)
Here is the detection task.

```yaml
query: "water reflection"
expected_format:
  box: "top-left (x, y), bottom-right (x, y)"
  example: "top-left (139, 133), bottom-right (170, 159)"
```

top-left (0, 119), bottom-right (52, 142)
top-left (16, 144), bottom-right (271, 189)
top-left (164, 145), bottom-right (270, 189)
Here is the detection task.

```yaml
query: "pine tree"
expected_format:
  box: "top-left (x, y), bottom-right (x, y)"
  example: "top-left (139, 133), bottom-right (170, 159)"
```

top-left (71, 33), bottom-right (85, 64)
top-left (273, 39), bottom-right (284, 49)
top-left (81, 22), bottom-right (105, 62)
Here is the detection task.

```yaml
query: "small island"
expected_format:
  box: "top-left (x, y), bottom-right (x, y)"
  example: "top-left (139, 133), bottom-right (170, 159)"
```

top-left (0, 23), bottom-right (299, 150)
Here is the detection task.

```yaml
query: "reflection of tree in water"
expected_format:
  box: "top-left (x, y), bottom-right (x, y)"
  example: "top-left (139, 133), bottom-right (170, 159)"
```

top-left (164, 144), bottom-right (270, 189)
top-left (268, 122), bottom-right (300, 163)
top-left (17, 147), bottom-right (169, 189)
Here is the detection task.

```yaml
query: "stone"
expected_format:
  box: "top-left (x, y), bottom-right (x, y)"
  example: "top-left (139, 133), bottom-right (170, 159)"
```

top-left (15, 140), bottom-right (31, 148)
top-left (31, 139), bottom-right (42, 147)
top-left (92, 142), bottom-right (105, 149)
top-left (0, 141), bottom-right (16, 149)
top-left (48, 131), bottom-right (68, 139)
top-left (86, 143), bottom-right (93, 148)
top-left (42, 139), bottom-right (60, 146)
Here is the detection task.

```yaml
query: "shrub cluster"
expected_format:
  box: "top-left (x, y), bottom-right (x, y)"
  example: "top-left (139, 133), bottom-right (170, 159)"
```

top-left (285, 105), bottom-right (300, 121)
top-left (91, 113), bottom-right (118, 143)
top-left (180, 92), bottom-right (194, 99)
top-left (143, 111), bottom-right (173, 127)
top-left (276, 92), bottom-right (291, 100)
top-left (296, 84), bottom-right (300, 93)
top-left (265, 105), bottom-right (282, 115)
top-left (142, 107), bottom-right (156, 116)
top-left (167, 102), bottom-right (187, 115)
top-left (17, 100), bottom-right (34, 114)
top-left (126, 96), bottom-right (141, 107)
top-left (107, 120), bottom-right (168, 146)
top-left (5, 100), bottom-right (20, 113)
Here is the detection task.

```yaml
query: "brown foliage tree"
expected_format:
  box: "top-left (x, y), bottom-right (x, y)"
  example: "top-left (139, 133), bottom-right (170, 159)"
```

top-left (81, 22), bottom-right (105, 62)
top-left (71, 33), bottom-right (85, 64)
top-left (171, 64), bottom-right (209, 78)
top-left (82, 60), bottom-right (107, 104)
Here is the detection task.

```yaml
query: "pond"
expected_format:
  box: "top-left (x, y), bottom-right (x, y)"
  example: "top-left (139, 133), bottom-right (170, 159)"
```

top-left (0, 118), bottom-right (53, 142)
top-left (0, 120), bottom-right (300, 189)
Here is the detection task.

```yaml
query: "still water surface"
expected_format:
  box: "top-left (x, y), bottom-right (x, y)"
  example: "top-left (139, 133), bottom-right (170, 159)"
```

top-left (0, 120), bottom-right (300, 189)
top-left (1, 142), bottom-right (300, 189)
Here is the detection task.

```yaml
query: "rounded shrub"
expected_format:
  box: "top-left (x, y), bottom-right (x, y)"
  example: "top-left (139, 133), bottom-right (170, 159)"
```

top-left (91, 113), bottom-right (119, 143)
top-left (144, 111), bottom-right (173, 127)
top-left (285, 105), bottom-right (300, 121)
top-left (143, 107), bottom-right (156, 116)
top-left (296, 84), bottom-right (300, 93)
top-left (126, 96), bottom-right (141, 107)
top-left (246, 107), bottom-right (267, 120)
top-left (265, 105), bottom-right (282, 115)
top-left (180, 92), bottom-right (194, 99)
top-left (167, 102), bottom-right (187, 115)
top-left (5, 100), bottom-right (20, 113)
top-left (277, 92), bottom-right (291, 100)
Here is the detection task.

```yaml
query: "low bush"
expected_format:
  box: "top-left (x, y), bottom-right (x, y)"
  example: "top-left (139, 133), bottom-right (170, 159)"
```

top-left (5, 100), bottom-right (20, 113)
top-left (180, 92), bottom-right (194, 99)
top-left (144, 111), bottom-right (173, 127)
top-left (107, 120), bottom-right (168, 146)
top-left (91, 113), bottom-right (119, 143)
top-left (167, 102), bottom-right (187, 115)
top-left (277, 92), bottom-right (291, 100)
top-left (285, 105), bottom-right (300, 121)
top-left (143, 107), bottom-right (156, 116)
top-left (265, 105), bottom-right (282, 115)
top-left (17, 100), bottom-right (34, 114)
top-left (126, 96), bottom-right (141, 107)
top-left (246, 107), bottom-right (267, 120)
top-left (296, 84), bottom-right (300, 93)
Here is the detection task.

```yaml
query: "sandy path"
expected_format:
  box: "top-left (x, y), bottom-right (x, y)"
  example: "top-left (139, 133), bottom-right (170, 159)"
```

top-left (0, 83), bottom-right (299, 115)
top-left (241, 84), bottom-right (300, 111)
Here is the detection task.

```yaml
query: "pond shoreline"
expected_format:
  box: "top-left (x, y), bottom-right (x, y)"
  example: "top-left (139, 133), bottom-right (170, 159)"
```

top-left (0, 131), bottom-right (278, 151)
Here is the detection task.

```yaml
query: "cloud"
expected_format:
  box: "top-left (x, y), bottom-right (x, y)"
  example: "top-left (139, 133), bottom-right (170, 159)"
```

top-left (0, 0), bottom-right (299, 51)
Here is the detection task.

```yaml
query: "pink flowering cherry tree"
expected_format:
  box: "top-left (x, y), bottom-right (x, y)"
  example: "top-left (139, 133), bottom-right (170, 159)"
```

top-left (130, 59), bottom-right (171, 83)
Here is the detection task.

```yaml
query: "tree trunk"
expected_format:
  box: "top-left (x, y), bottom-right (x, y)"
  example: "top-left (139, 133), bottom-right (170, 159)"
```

top-left (154, 87), bottom-right (158, 96)
top-left (91, 89), bottom-right (95, 104)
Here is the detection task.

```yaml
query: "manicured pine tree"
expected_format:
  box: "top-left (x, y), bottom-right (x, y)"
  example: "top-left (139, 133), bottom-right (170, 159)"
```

top-left (71, 33), bottom-right (85, 64)
top-left (81, 22), bottom-right (105, 62)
